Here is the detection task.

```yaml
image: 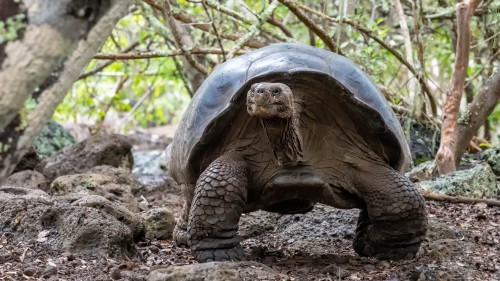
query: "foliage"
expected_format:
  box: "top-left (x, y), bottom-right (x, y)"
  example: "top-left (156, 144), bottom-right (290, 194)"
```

top-left (34, 120), bottom-right (75, 157)
top-left (53, 0), bottom-right (500, 142)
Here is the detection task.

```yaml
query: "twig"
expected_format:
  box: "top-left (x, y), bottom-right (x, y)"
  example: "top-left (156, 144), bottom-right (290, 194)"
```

top-left (423, 4), bottom-right (499, 19)
top-left (93, 48), bottom-right (246, 60)
top-left (201, 0), bottom-right (226, 61)
top-left (202, 0), bottom-right (291, 42)
top-left (163, 0), bottom-right (208, 76)
top-left (117, 80), bottom-right (159, 132)
top-left (296, 3), bottom-right (437, 116)
top-left (143, 0), bottom-right (266, 49)
top-left (80, 41), bottom-right (140, 79)
top-left (226, 1), bottom-right (278, 59)
top-left (419, 188), bottom-right (500, 207)
top-left (94, 75), bottom-right (129, 134)
top-left (278, 0), bottom-right (342, 54)
top-left (267, 16), bottom-right (293, 38)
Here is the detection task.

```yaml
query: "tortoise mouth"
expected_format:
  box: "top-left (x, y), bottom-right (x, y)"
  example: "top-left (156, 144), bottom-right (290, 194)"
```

top-left (246, 102), bottom-right (292, 119)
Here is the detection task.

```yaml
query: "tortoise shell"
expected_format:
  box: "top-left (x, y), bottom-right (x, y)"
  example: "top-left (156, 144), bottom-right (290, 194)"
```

top-left (169, 43), bottom-right (411, 186)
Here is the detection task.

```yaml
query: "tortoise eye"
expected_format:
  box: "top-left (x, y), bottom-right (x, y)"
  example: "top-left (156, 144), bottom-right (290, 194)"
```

top-left (272, 89), bottom-right (280, 96)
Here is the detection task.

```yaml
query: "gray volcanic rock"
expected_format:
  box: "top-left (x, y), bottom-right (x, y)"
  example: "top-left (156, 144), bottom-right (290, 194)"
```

top-left (49, 173), bottom-right (139, 212)
top-left (36, 134), bottom-right (133, 181)
top-left (146, 261), bottom-right (289, 281)
top-left (3, 170), bottom-right (49, 191)
top-left (0, 187), bottom-right (136, 258)
top-left (141, 207), bottom-right (176, 240)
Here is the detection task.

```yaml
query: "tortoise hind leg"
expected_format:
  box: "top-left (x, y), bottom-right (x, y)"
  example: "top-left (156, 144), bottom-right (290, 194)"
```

top-left (353, 165), bottom-right (427, 260)
top-left (187, 152), bottom-right (248, 262)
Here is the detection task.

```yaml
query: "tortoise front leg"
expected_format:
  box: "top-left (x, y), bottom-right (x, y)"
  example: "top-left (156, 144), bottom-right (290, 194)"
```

top-left (353, 165), bottom-right (427, 260)
top-left (187, 152), bottom-right (248, 262)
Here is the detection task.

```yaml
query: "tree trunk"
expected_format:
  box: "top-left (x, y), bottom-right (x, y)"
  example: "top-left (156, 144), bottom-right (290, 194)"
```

top-left (454, 71), bottom-right (500, 163)
top-left (435, 0), bottom-right (481, 175)
top-left (0, 0), bottom-right (134, 184)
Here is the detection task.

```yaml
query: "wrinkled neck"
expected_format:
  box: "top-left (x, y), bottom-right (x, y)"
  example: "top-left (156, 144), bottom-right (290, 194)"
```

top-left (261, 116), bottom-right (303, 166)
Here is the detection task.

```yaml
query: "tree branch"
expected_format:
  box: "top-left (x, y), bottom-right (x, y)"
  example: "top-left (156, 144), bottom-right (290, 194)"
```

top-left (394, 0), bottom-right (418, 112)
top-left (420, 188), bottom-right (500, 207)
top-left (202, 0), bottom-right (291, 42)
top-left (163, 0), bottom-right (208, 76)
top-left (296, 3), bottom-right (438, 116)
top-left (201, 0), bottom-right (226, 61)
top-left (454, 71), bottom-right (500, 163)
top-left (143, 0), bottom-right (266, 49)
top-left (435, 0), bottom-right (482, 175)
top-left (79, 41), bottom-right (140, 79)
top-left (278, 0), bottom-right (342, 54)
top-left (226, 0), bottom-right (279, 59)
top-left (93, 48), bottom-right (246, 60)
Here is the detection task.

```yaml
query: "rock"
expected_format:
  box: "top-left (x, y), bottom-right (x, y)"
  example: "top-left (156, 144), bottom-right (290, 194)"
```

top-left (0, 188), bottom-right (136, 258)
top-left (146, 261), bottom-right (289, 281)
top-left (0, 186), bottom-right (52, 212)
top-left (88, 165), bottom-right (144, 195)
top-left (12, 146), bottom-right (43, 174)
top-left (72, 195), bottom-right (144, 240)
top-left (3, 170), bottom-right (49, 191)
top-left (482, 146), bottom-right (500, 176)
top-left (405, 160), bottom-right (438, 182)
top-left (397, 115), bottom-right (440, 165)
top-left (36, 134), bottom-right (133, 181)
top-left (419, 162), bottom-right (497, 198)
top-left (141, 208), bottom-right (175, 240)
top-left (49, 173), bottom-right (139, 212)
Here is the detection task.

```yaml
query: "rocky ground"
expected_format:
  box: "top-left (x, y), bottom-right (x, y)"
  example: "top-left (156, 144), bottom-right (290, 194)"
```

top-left (1, 133), bottom-right (499, 281)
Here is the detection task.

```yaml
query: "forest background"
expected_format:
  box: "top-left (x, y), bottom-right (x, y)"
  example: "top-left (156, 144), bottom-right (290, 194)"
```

top-left (0, 0), bottom-right (499, 181)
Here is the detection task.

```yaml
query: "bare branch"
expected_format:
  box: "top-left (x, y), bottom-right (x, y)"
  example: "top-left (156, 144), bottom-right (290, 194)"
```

top-left (435, 0), bottom-right (482, 175)
top-left (201, 0), bottom-right (226, 61)
top-left (278, 0), bottom-right (342, 54)
top-left (143, 0), bottom-right (266, 48)
top-left (79, 41), bottom-right (140, 79)
top-left (202, 0), bottom-right (291, 42)
top-left (226, 1), bottom-right (279, 59)
top-left (419, 188), bottom-right (500, 207)
top-left (296, 3), bottom-right (438, 116)
top-left (394, 0), bottom-right (418, 113)
top-left (163, 0), bottom-right (208, 76)
top-left (93, 48), bottom-right (247, 60)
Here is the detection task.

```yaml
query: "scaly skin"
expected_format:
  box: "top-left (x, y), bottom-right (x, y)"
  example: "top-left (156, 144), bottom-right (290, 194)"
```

top-left (184, 152), bottom-right (248, 262)
top-left (353, 167), bottom-right (427, 260)
top-left (174, 81), bottom-right (427, 262)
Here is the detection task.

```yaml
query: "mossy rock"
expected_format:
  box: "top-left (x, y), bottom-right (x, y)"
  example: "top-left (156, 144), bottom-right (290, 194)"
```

top-left (419, 162), bottom-right (497, 198)
top-left (481, 146), bottom-right (500, 176)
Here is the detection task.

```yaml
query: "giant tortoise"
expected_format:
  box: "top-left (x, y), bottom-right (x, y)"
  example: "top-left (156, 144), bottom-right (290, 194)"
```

top-left (168, 43), bottom-right (427, 262)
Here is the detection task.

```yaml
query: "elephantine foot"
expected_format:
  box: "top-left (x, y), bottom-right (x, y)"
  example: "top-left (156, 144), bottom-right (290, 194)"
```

top-left (352, 210), bottom-right (424, 260)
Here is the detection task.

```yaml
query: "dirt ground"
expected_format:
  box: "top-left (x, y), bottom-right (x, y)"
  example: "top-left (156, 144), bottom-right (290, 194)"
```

top-left (1, 182), bottom-right (499, 281)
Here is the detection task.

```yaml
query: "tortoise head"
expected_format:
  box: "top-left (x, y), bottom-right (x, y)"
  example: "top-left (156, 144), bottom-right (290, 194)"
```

top-left (246, 82), bottom-right (294, 119)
